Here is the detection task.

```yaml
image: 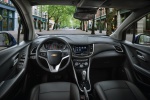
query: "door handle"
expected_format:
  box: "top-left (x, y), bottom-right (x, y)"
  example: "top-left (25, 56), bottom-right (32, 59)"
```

top-left (13, 53), bottom-right (19, 66)
top-left (137, 54), bottom-right (146, 61)
top-left (13, 58), bottom-right (18, 66)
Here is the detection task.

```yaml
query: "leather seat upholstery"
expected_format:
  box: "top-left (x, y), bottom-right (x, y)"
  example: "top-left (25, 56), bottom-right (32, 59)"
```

top-left (94, 80), bottom-right (147, 100)
top-left (30, 82), bottom-right (80, 100)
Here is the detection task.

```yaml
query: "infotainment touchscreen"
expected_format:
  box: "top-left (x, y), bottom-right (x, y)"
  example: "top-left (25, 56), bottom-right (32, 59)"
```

top-left (73, 45), bottom-right (89, 54)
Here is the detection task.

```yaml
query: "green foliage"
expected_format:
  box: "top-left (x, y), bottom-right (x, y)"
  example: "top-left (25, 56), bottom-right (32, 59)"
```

top-left (105, 8), bottom-right (117, 35)
top-left (40, 5), bottom-right (80, 28)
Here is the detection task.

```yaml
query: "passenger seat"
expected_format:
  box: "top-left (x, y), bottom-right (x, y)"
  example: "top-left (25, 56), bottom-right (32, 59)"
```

top-left (94, 80), bottom-right (147, 100)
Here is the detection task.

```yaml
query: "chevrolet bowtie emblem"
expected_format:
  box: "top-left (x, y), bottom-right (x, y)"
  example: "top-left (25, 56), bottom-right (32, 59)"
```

top-left (51, 54), bottom-right (57, 57)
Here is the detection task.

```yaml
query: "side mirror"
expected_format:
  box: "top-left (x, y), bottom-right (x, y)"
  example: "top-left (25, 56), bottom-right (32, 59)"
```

top-left (135, 34), bottom-right (150, 45)
top-left (0, 32), bottom-right (17, 47)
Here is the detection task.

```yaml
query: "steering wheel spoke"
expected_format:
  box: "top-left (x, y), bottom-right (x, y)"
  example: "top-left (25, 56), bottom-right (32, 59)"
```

top-left (39, 51), bottom-right (47, 60)
top-left (47, 55), bottom-right (70, 73)
top-left (61, 49), bottom-right (69, 57)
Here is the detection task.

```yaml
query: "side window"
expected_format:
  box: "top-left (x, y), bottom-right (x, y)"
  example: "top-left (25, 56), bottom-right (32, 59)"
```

top-left (0, 1), bottom-right (24, 50)
top-left (126, 13), bottom-right (150, 46)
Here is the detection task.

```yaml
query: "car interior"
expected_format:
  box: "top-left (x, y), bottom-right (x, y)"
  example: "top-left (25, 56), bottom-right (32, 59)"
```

top-left (0, 0), bottom-right (150, 100)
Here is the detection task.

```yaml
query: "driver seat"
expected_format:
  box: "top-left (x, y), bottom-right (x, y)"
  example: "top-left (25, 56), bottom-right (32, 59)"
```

top-left (30, 82), bottom-right (80, 100)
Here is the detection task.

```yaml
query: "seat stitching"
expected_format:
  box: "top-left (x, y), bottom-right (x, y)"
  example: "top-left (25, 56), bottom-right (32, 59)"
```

top-left (125, 81), bottom-right (138, 100)
top-left (98, 84), bottom-right (108, 100)
top-left (104, 88), bottom-right (129, 91)
top-left (70, 83), bottom-right (72, 100)
top-left (40, 91), bottom-right (69, 94)
top-left (38, 86), bottom-right (40, 100)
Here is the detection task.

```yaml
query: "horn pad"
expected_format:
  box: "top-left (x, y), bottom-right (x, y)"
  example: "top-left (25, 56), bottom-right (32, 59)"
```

top-left (47, 50), bottom-right (62, 66)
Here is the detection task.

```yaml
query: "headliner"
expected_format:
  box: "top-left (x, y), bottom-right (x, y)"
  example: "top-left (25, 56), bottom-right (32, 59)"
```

top-left (29, 0), bottom-right (150, 10)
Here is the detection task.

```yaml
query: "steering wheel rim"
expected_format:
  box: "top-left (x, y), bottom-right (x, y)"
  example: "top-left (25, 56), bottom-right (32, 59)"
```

top-left (36, 37), bottom-right (71, 73)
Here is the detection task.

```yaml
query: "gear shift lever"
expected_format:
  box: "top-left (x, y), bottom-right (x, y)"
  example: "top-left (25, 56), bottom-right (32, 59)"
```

top-left (82, 70), bottom-right (86, 81)
top-left (83, 87), bottom-right (89, 100)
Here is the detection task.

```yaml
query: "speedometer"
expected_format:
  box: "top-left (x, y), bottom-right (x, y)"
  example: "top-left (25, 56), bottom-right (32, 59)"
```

top-left (51, 42), bottom-right (58, 50)
top-left (59, 43), bottom-right (66, 50)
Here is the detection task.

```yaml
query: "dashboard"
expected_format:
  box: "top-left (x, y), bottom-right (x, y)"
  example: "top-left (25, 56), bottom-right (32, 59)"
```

top-left (30, 35), bottom-right (125, 68)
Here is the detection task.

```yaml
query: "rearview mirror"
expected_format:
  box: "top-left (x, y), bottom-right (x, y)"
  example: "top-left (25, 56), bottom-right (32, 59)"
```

top-left (0, 32), bottom-right (17, 47)
top-left (135, 34), bottom-right (150, 45)
top-left (75, 7), bottom-right (98, 14)
top-left (74, 12), bottom-right (95, 21)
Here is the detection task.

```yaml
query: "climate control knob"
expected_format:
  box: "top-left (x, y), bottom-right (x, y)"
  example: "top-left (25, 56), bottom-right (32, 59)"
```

top-left (80, 64), bottom-right (84, 68)
top-left (75, 62), bottom-right (79, 66)
top-left (84, 62), bottom-right (88, 66)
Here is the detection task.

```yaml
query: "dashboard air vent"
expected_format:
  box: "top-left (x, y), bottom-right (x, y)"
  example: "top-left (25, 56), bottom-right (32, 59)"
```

top-left (114, 46), bottom-right (123, 53)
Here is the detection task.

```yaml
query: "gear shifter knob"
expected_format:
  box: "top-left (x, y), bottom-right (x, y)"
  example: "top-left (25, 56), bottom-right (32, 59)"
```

top-left (82, 70), bottom-right (86, 81)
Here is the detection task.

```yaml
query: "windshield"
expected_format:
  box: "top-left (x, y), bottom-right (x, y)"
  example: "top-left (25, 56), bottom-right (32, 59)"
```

top-left (33, 5), bottom-right (131, 36)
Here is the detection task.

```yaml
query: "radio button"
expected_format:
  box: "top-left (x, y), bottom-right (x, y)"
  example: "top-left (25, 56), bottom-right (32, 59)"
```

top-left (84, 62), bottom-right (88, 66)
top-left (80, 64), bottom-right (84, 68)
top-left (75, 62), bottom-right (79, 66)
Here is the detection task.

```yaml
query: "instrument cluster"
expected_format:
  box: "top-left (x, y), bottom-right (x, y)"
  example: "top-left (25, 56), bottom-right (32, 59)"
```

top-left (44, 41), bottom-right (66, 50)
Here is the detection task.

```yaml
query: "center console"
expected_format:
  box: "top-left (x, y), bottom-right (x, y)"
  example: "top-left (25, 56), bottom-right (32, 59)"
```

top-left (71, 44), bottom-right (94, 92)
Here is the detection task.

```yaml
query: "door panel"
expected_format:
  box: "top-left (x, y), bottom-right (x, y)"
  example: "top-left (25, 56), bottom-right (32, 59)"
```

top-left (0, 42), bottom-right (31, 100)
top-left (123, 41), bottom-right (150, 91)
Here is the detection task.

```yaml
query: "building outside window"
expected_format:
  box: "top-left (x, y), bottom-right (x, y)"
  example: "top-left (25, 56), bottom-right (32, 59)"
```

top-left (2, 9), bottom-right (7, 30)
top-left (4, 0), bottom-right (8, 3)
top-left (0, 0), bottom-right (16, 31)
top-left (34, 9), bottom-right (37, 15)
top-left (146, 14), bottom-right (150, 31)
top-left (9, 11), bottom-right (13, 30)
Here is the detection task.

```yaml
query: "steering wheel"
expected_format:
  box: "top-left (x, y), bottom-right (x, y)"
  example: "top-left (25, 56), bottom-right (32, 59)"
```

top-left (36, 37), bottom-right (71, 73)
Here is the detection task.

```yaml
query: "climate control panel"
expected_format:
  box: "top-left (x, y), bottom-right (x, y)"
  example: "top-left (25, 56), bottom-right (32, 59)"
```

top-left (72, 59), bottom-right (89, 68)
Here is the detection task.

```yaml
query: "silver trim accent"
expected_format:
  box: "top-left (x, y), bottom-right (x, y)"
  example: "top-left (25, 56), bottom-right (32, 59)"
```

top-left (13, 58), bottom-right (18, 66)
top-left (72, 44), bottom-right (94, 58)
top-left (114, 46), bottom-right (123, 53)
top-left (13, 53), bottom-right (19, 66)
top-left (0, 81), bottom-right (4, 87)
top-left (39, 54), bottom-right (69, 73)
top-left (31, 47), bottom-right (37, 54)
top-left (71, 58), bottom-right (91, 92)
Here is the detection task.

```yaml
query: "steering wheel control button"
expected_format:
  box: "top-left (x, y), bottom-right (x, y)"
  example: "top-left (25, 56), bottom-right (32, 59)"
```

top-left (40, 52), bottom-right (47, 57)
